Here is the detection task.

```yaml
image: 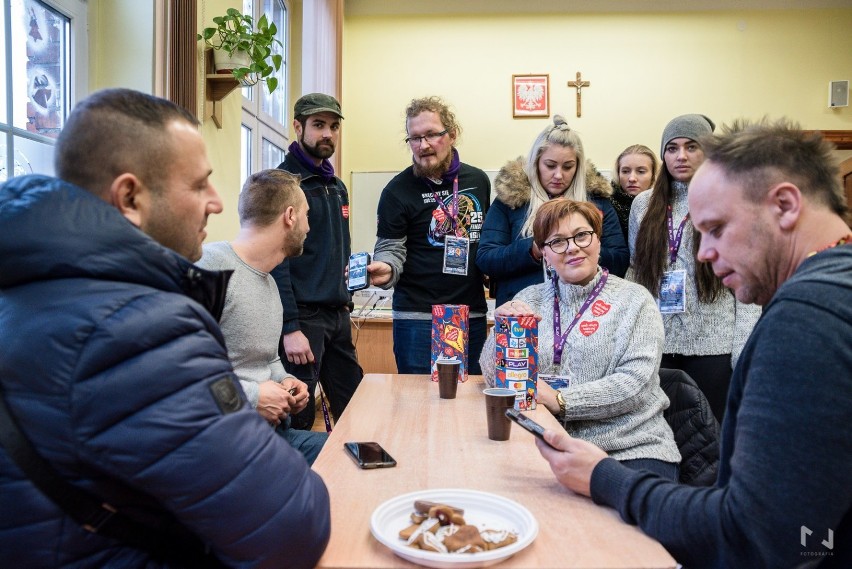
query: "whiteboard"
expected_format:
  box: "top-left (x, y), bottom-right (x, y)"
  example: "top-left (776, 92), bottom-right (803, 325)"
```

top-left (348, 170), bottom-right (498, 256)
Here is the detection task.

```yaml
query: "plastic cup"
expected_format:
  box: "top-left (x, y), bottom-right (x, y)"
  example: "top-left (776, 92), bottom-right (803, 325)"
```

top-left (437, 359), bottom-right (461, 399)
top-left (483, 387), bottom-right (516, 441)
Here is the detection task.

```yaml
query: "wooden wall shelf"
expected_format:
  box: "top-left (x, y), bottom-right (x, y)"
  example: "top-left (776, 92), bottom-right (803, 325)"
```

top-left (204, 49), bottom-right (240, 129)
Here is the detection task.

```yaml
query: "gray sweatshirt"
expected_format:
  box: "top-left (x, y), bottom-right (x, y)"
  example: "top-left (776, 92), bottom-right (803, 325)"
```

top-left (198, 242), bottom-right (292, 408)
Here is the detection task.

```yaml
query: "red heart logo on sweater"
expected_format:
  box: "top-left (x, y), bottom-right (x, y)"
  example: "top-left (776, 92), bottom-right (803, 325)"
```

top-left (591, 300), bottom-right (611, 317)
top-left (579, 321), bottom-right (599, 336)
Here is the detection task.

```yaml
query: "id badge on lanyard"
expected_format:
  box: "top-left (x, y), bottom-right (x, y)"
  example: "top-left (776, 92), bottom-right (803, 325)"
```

top-left (659, 206), bottom-right (689, 314)
top-left (433, 177), bottom-right (469, 275)
top-left (658, 269), bottom-right (686, 314)
top-left (443, 235), bottom-right (470, 275)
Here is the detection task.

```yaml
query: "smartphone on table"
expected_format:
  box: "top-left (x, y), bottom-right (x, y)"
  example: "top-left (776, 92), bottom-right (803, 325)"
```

top-left (347, 252), bottom-right (371, 292)
top-left (344, 441), bottom-right (397, 469)
top-left (505, 408), bottom-right (556, 449)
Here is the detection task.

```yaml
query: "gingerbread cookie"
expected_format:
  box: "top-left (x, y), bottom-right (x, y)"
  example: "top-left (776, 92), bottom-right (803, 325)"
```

top-left (443, 525), bottom-right (486, 553)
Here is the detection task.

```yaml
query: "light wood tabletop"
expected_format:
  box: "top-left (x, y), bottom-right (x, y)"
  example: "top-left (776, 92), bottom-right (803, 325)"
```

top-left (311, 373), bottom-right (676, 569)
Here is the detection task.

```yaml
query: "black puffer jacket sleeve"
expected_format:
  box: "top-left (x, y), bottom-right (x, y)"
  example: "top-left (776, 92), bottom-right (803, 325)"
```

top-left (658, 368), bottom-right (720, 486)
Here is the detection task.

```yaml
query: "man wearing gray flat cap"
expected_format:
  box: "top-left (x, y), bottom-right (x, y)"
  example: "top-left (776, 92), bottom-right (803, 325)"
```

top-left (271, 93), bottom-right (362, 432)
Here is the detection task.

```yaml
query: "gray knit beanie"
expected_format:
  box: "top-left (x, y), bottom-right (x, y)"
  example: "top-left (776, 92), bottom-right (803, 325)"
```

top-left (660, 114), bottom-right (715, 156)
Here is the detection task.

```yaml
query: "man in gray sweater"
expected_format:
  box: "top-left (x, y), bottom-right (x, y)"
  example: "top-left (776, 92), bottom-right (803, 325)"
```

top-left (198, 169), bottom-right (328, 464)
top-left (532, 119), bottom-right (851, 568)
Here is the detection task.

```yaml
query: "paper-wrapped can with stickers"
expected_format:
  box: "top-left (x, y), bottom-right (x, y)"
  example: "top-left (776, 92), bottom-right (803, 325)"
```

top-left (494, 316), bottom-right (539, 410)
top-left (430, 304), bottom-right (469, 382)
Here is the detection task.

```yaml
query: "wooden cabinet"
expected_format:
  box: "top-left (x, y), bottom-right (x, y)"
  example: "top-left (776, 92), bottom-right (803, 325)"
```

top-left (351, 317), bottom-right (495, 374)
top-left (351, 318), bottom-right (397, 374)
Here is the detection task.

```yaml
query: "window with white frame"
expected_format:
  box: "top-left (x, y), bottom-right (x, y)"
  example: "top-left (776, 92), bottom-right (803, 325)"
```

top-left (1, 0), bottom-right (86, 180)
top-left (240, 0), bottom-right (288, 186)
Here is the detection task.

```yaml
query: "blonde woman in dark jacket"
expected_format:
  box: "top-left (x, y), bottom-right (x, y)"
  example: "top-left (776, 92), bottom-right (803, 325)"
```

top-left (477, 115), bottom-right (629, 306)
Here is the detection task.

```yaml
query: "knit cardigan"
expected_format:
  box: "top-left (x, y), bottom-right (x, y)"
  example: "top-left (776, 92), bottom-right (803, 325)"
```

top-left (628, 182), bottom-right (760, 364)
top-left (480, 270), bottom-right (681, 464)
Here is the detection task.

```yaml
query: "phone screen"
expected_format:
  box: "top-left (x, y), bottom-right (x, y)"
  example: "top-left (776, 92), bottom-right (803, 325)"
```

top-left (505, 409), bottom-right (556, 448)
top-left (344, 441), bottom-right (397, 469)
top-left (347, 252), bottom-right (371, 291)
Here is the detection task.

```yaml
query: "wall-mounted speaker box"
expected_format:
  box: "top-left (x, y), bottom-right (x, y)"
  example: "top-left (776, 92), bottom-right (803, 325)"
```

top-left (829, 80), bottom-right (849, 108)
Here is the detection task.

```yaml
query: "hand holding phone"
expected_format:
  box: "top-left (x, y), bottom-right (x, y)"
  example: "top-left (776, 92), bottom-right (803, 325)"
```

top-left (344, 441), bottom-right (397, 469)
top-left (347, 252), bottom-right (371, 291)
top-left (505, 408), bottom-right (556, 448)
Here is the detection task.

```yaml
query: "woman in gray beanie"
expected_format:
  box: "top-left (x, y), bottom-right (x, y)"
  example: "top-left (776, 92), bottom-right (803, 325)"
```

top-left (628, 114), bottom-right (760, 422)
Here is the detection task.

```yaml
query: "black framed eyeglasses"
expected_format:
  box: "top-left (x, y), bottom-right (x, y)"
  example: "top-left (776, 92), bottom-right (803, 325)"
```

top-left (543, 230), bottom-right (595, 253)
top-left (404, 129), bottom-right (448, 146)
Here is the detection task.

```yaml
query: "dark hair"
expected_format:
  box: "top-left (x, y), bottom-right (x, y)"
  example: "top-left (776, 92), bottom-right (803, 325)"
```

top-left (533, 198), bottom-right (603, 248)
top-left (701, 117), bottom-right (845, 216)
top-left (632, 147), bottom-right (723, 303)
top-left (55, 88), bottom-right (198, 197)
top-left (238, 169), bottom-right (303, 227)
top-left (404, 96), bottom-right (462, 141)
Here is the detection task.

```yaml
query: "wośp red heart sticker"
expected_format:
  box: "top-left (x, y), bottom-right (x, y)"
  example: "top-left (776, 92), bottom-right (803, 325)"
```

top-left (590, 300), bottom-right (611, 317)
top-left (579, 320), bottom-right (599, 336)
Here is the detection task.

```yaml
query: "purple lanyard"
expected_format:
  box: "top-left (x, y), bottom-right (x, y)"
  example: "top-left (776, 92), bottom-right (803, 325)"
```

top-left (666, 205), bottom-right (690, 265)
top-left (432, 177), bottom-right (460, 237)
top-left (313, 363), bottom-right (333, 433)
top-left (552, 269), bottom-right (609, 365)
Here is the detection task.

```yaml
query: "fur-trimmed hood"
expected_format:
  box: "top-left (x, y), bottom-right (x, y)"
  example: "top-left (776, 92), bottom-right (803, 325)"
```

top-left (493, 156), bottom-right (612, 210)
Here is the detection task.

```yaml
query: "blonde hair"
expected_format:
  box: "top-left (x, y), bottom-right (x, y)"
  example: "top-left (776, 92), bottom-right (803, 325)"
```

top-left (613, 144), bottom-right (659, 188)
top-left (520, 115), bottom-right (587, 237)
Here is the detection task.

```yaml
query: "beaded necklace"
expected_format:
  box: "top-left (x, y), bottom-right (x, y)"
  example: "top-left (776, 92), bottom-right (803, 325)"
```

top-left (806, 234), bottom-right (852, 257)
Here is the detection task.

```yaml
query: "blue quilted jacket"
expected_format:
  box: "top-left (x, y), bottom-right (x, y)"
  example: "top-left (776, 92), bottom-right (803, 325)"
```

top-left (0, 175), bottom-right (330, 568)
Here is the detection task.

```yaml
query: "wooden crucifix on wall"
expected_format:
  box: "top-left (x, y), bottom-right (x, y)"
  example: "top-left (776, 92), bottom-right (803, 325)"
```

top-left (567, 72), bottom-right (590, 117)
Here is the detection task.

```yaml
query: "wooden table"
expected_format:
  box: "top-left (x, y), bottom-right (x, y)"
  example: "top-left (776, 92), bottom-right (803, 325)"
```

top-left (312, 374), bottom-right (676, 569)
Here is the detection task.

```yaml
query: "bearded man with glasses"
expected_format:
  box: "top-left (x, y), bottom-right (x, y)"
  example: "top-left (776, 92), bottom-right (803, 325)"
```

top-left (368, 96), bottom-right (491, 374)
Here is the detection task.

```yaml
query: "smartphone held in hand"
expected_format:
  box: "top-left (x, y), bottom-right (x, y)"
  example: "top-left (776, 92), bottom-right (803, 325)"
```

top-left (347, 252), bottom-right (371, 291)
top-left (505, 409), bottom-right (556, 448)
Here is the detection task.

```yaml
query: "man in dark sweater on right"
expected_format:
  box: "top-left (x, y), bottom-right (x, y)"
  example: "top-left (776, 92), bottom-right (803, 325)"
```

top-left (532, 119), bottom-right (851, 568)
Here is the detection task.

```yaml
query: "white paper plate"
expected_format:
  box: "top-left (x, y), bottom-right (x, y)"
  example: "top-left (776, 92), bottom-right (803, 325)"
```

top-left (370, 488), bottom-right (538, 569)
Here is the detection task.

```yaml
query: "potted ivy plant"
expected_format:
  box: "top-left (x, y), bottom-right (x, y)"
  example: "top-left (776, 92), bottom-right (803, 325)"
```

top-left (197, 7), bottom-right (283, 94)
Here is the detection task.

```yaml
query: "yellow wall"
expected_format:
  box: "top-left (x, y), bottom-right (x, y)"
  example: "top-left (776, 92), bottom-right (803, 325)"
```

top-left (340, 8), bottom-right (852, 185)
top-left (199, 0), bottom-right (304, 242)
top-left (88, 0), bottom-right (154, 93)
top-left (83, 5), bottom-right (852, 243)
top-left (86, 0), bottom-right (303, 242)
top-left (198, 0), bottom-right (249, 242)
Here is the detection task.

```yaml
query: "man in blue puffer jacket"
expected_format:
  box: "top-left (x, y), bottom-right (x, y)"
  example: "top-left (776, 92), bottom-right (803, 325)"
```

top-left (0, 89), bottom-right (331, 568)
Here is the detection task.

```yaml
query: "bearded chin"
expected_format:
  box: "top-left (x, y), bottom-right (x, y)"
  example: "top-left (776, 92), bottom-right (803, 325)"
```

top-left (413, 150), bottom-right (453, 180)
top-left (301, 136), bottom-right (334, 160)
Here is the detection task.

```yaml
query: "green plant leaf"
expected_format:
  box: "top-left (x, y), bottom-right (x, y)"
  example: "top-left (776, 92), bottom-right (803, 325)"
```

top-left (267, 77), bottom-right (278, 94)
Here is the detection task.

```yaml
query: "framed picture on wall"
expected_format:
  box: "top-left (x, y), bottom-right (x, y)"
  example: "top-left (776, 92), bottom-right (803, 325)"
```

top-left (512, 74), bottom-right (549, 118)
